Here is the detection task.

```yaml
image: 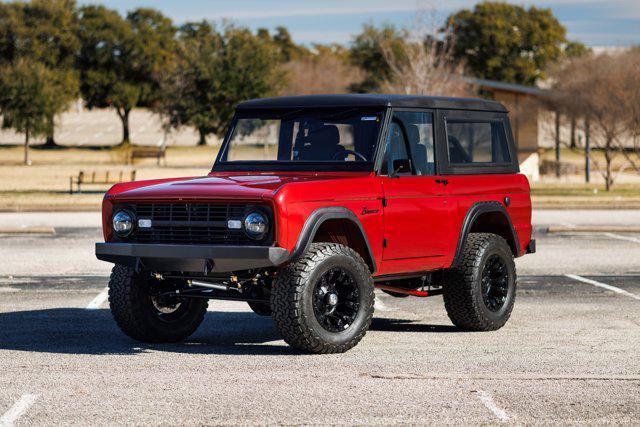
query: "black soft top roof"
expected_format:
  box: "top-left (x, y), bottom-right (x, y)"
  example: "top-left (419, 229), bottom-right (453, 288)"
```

top-left (236, 94), bottom-right (507, 113)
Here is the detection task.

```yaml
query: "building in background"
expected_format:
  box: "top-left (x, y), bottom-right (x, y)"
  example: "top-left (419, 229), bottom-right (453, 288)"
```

top-left (466, 77), bottom-right (545, 182)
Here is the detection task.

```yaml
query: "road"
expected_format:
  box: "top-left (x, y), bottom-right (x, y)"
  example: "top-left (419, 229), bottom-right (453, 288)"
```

top-left (0, 210), bottom-right (638, 424)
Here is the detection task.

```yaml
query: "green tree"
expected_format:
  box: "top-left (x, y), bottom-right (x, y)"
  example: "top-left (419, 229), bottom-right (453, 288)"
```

top-left (157, 22), bottom-right (282, 145)
top-left (349, 25), bottom-right (406, 92)
top-left (0, 60), bottom-right (77, 164)
top-left (563, 41), bottom-right (590, 58)
top-left (77, 5), bottom-right (175, 145)
top-left (255, 26), bottom-right (308, 62)
top-left (0, 0), bottom-right (80, 147)
top-left (446, 2), bottom-right (567, 85)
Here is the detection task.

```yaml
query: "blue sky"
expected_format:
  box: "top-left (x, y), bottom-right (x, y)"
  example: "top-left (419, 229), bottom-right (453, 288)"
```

top-left (79, 0), bottom-right (640, 47)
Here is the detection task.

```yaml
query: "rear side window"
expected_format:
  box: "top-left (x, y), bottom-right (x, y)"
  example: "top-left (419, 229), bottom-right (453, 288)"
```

top-left (446, 121), bottom-right (511, 165)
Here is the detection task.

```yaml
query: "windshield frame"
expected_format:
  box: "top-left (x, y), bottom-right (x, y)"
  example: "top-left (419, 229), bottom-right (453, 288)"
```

top-left (212, 107), bottom-right (389, 172)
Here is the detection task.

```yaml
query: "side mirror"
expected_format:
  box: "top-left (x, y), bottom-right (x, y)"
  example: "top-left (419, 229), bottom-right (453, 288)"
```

top-left (391, 159), bottom-right (411, 177)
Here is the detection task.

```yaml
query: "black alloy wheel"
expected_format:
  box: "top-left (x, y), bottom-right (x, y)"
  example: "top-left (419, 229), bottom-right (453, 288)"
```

top-left (312, 267), bottom-right (360, 332)
top-left (149, 293), bottom-right (191, 323)
top-left (481, 255), bottom-right (509, 312)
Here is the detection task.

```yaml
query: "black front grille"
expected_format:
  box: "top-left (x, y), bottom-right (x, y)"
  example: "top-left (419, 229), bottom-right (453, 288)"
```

top-left (124, 203), bottom-right (269, 245)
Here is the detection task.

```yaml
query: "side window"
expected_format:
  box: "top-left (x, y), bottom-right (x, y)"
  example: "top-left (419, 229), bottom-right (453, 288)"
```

top-left (446, 121), bottom-right (511, 165)
top-left (381, 122), bottom-right (410, 175)
top-left (381, 111), bottom-right (435, 176)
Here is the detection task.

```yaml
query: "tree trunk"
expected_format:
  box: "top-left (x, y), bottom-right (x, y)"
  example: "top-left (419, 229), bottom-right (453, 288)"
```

top-left (198, 128), bottom-right (207, 146)
top-left (604, 136), bottom-right (613, 191)
top-left (42, 114), bottom-right (58, 148)
top-left (570, 116), bottom-right (576, 149)
top-left (24, 128), bottom-right (31, 166)
top-left (585, 118), bottom-right (591, 183)
top-left (555, 110), bottom-right (561, 178)
top-left (116, 107), bottom-right (131, 145)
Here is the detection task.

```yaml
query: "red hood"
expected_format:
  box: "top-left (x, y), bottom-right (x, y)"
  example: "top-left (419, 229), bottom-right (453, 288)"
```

top-left (108, 171), bottom-right (371, 201)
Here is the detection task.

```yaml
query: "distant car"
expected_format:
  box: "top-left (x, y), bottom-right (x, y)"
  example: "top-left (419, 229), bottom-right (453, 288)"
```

top-left (96, 94), bottom-right (535, 353)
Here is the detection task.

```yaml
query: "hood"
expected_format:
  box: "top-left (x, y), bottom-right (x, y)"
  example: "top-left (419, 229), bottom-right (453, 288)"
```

top-left (109, 172), bottom-right (370, 200)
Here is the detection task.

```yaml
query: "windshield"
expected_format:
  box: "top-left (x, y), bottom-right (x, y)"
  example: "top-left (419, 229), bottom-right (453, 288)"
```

top-left (217, 108), bottom-right (385, 169)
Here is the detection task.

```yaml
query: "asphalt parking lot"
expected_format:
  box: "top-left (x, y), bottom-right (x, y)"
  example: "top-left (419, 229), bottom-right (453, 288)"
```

top-left (0, 211), bottom-right (639, 424)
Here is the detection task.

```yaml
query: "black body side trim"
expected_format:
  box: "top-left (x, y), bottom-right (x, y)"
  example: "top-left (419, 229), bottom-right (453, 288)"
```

top-left (96, 243), bottom-right (289, 273)
top-left (289, 207), bottom-right (377, 273)
top-left (450, 201), bottom-right (520, 268)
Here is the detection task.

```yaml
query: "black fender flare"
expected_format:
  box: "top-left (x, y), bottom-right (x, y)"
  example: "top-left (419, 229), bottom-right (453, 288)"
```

top-left (288, 207), bottom-right (377, 273)
top-left (451, 201), bottom-right (520, 268)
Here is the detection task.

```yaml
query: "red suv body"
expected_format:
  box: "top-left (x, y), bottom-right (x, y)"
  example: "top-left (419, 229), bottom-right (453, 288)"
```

top-left (97, 94), bottom-right (535, 353)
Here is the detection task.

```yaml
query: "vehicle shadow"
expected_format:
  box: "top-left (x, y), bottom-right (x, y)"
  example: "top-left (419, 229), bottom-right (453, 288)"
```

top-left (0, 308), bottom-right (292, 356)
top-left (0, 308), bottom-right (463, 356)
top-left (370, 318), bottom-right (461, 333)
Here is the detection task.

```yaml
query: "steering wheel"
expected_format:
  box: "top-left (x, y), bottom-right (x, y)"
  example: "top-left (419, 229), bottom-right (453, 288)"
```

top-left (332, 149), bottom-right (368, 162)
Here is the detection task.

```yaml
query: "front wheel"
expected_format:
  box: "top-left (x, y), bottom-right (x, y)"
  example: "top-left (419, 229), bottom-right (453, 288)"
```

top-left (443, 233), bottom-right (516, 331)
top-left (271, 243), bottom-right (374, 354)
top-left (108, 265), bottom-right (208, 343)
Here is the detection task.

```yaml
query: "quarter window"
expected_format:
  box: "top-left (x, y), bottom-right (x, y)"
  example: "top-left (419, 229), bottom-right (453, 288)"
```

top-left (446, 121), bottom-right (510, 165)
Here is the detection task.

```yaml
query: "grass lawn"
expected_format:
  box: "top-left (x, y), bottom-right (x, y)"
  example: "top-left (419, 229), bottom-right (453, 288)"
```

top-left (531, 183), bottom-right (640, 209)
top-left (0, 145), bottom-right (218, 211)
top-left (532, 183), bottom-right (640, 197)
top-left (1, 145), bottom-right (639, 211)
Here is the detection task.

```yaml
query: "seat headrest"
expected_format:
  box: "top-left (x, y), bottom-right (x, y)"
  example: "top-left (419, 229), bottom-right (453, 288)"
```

top-left (308, 125), bottom-right (340, 147)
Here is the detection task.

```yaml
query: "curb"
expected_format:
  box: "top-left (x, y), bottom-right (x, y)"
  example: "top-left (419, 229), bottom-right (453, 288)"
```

top-left (547, 226), bottom-right (640, 233)
top-left (0, 227), bottom-right (56, 235)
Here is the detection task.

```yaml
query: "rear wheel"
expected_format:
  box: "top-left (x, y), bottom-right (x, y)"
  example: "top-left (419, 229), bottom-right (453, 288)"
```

top-left (443, 233), bottom-right (516, 331)
top-left (108, 265), bottom-right (208, 343)
top-left (271, 243), bottom-right (374, 353)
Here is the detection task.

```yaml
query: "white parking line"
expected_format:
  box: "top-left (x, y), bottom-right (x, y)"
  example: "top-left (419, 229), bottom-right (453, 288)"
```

top-left (565, 274), bottom-right (640, 300)
top-left (1, 394), bottom-right (38, 427)
top-left (603, 232), bottom-right (640, 244)
top-left (476, 390), bottom-right (509, 421)
top-left (86, 287), bottom-right (109, 309)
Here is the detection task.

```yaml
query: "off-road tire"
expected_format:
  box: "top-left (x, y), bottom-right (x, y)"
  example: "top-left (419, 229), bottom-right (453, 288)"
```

top-left (108, 265), bottom-right (208, 343)
top-left (443, 233), bottom-right (516, 331)
top-left (271, 243), bottom-right (375, 354)
top-left (247, 301), bottom-right (272, 316)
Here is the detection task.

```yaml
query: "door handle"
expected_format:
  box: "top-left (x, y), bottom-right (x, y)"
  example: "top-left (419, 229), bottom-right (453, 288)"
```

top-left (435, 179), bottom-right (449, 185)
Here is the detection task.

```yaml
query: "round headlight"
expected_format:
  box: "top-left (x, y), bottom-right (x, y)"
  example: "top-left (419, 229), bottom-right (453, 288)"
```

top-left (113, 210), bottom-right (134, 237)
top-left (244, 212), bottom-right (269, 239)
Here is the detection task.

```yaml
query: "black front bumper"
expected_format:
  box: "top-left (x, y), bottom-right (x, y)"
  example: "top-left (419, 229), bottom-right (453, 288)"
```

top-left (96, 243), bottom-right (290, 273)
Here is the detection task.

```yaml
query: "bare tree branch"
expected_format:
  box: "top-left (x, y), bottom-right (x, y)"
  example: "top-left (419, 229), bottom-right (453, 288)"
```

top-left (378, 7), bottom-right (471, 97)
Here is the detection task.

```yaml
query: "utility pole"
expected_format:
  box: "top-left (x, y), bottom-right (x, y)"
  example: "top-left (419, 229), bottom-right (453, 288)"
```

top-left (585, 118), bottom-right (591, 183)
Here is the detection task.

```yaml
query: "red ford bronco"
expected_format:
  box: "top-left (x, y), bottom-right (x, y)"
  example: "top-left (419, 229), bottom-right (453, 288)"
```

top-left (96, 94), bottom-right (535, 353)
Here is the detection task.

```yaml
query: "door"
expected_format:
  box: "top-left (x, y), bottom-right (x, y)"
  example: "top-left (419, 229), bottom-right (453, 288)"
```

top-left (380, 110), bottom-right (454, 269)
